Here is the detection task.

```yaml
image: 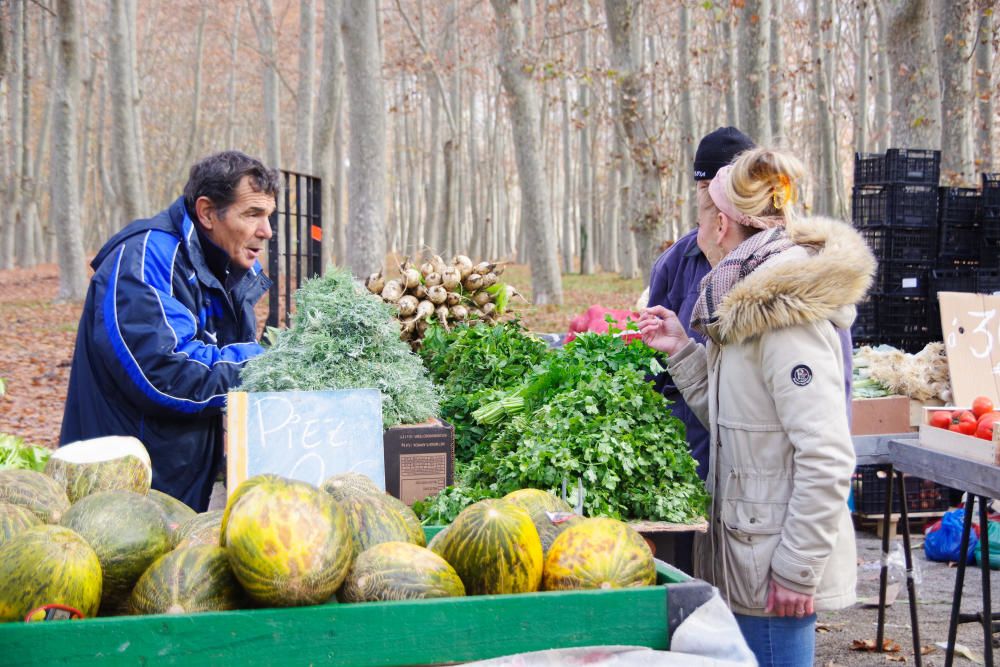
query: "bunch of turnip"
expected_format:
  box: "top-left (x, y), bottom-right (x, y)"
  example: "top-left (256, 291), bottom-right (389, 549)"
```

top-left (365, 255), bottom-right (517, 348)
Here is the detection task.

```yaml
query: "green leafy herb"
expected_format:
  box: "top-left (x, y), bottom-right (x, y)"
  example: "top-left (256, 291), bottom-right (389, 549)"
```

top-left (411, 479), bottom-right (498, 525)
top-left (0, 433), bottom-right (51, 472)
top-left (239, 269), bottom-right (440, 427)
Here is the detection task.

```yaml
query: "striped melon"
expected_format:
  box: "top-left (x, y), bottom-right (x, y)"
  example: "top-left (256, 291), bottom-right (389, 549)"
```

top-left (339, 541), bottom-right (465, 602)
top-left (0, 503), bottom-right (40, 546)
top-left (0, 525), bottom-right (102, 622)
top-left (429, 499), bottom-right (543, 595)
top-left (321, 472), bottom-right (381, 497)
top-left (0, 469), bottom-right (70, 523)
top-left (129, 545), bottom-right (245, 615)
top-left (219, 474), bottom-right (285, 547)
top-left (379, 493), bottom-right (426, 547)
top-left (339, 492), bottom-right (422, 556)
top-left (146, 490), bottom-right (196, 541)
top-left (502, 488), bottom-right (579, 556)
top-left (224, 479), bottom-right (354, 607)
top-left (45, 436), bottom-right (152, 503)
top-left (542, 517), bottom-right (656, 591)
top-left (173, 510), bottom-right (223, 549)
top-left (60, 490), bottom-right (172, 614)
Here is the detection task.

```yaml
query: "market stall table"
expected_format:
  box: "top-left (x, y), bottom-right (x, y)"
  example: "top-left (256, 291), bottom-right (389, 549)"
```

top-left (873, 439), bottom-right (999, 667)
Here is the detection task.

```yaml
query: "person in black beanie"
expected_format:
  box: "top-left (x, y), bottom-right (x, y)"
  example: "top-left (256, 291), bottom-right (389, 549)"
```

top-left (643, 127), bottom-right (753, 574)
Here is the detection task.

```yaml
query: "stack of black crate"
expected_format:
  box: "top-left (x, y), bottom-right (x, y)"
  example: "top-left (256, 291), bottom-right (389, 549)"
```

top-left (928, 186), bottom-right (981, 339)
top-left (980, 174), bottom-right (1000, 294)
top-left (852, 149), bottom-right (940, 352)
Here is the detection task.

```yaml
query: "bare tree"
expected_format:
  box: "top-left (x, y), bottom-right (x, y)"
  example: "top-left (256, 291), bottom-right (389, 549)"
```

top-left (296, 0), bottom-right (316, 174)
top-left (976, 3), bottom-right (993, 170)
top-left (577, 0), bottom-right (594, 275)
top-left (109, 0), bottom-right (148, 222)
top-left (873, 2), bottom-right (892, 151)
top-left (51, 0), bottom-right (87, 300)
top-left (737, 0), bottom-right (771, 145)
top-left (769, 0), bottom-right (784, 142)
top-left (1, 0), bottom-right (23, 268)
top-left (250, 0), bottom-right (282, 169)
top-left (937, 0), bottom-right (975, 184)
top-left (678, 2), bottom-right (696, 230)
top-left (314, 0), bottom-right (343, 269)
top-left (342, 0), bottom-right (387, 277)
top-left (854, 0), bottom-right (870, 155)
top-left (491, 0), bottom-right (563, 304)
top-left (811, 0), bottom-right (838, 216)
top-left (886, 0), bottom-right (941, 148)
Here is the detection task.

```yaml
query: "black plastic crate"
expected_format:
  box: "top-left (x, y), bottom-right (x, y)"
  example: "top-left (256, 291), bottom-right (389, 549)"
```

top-left (874, 260), bottom-right (930, 294)
top-left (853, 149), bottom-right (940, 185)
top-left (853, 184), bottom-right (939, 228)
top-left (937, 224), bottom-right (981, 267)
top-left (983, 173), bottom-right (1000, 208)
top-left (938, 187), bottom-right (981, 226)
top-left (861, 226), bottom-right (937, 264)
top-left (854, 152), bottom-right (885, 185)
top-left (930, 267), bottom-right (977, 294)
top-left (977, 268), bottom-right (1000, 294)
top-left (852, 465), bottom-right (951, 515)
top-left (981, 236), bottom-right (1000, 268)
top-left (852, 298), bottom-right (879, 339)
top-left (873, 292), bottom-right (930, 336)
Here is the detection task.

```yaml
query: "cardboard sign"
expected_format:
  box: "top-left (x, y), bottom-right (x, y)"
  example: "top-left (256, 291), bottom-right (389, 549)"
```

top-left (226, 389), bottom-right (385, 495)
top-left (383, 420), bottom-right (455, 504)
top-left (938, 292), bottom-right (1000, 407)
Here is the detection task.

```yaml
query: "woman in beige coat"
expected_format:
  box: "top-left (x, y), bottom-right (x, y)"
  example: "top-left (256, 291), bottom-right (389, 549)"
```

top-left (638, 147), bottom-right (875, 666)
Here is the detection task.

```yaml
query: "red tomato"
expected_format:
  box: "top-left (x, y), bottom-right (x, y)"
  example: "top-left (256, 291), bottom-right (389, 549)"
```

top-left (976, 412), bottom-right (1000, 440)
top-left (972, 396), bottom-right (995, 420)
top-left (930, 411), bottom-right (953, 429)
top-left (951, 410), bottom-right (978, 435)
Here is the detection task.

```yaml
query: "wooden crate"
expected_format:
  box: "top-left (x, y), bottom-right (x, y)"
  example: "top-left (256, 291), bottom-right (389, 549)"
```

top-left (0, 530), bottom-right (712, 666)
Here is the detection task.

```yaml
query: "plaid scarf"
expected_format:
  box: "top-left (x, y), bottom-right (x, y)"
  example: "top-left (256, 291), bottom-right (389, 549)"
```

top-left (690, 227), bottom-right (795, 341)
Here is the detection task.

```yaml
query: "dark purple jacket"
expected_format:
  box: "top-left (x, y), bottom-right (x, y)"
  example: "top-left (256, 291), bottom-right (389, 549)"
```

top-left (648, 228), bottom-right (854, 482)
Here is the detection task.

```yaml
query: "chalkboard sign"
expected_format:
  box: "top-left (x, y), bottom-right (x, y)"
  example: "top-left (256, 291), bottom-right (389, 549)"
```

top-left (225, 389), bottom-right (385, 496)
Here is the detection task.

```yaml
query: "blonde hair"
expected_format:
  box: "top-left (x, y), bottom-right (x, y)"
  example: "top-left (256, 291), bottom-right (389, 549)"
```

top-left (725, 147), bottom-right (806, 225)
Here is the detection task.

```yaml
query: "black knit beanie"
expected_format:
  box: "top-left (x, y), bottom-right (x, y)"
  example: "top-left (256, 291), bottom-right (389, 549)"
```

top-left (692, 127), bottom-right (755, 181)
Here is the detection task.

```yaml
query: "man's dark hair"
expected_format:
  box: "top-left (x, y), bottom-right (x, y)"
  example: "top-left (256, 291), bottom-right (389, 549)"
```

top-left (183, 151), bottom-right (281, 216)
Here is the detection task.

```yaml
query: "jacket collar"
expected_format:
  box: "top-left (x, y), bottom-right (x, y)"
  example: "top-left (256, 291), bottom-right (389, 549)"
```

top-left (709, 216), bottom-right (876, 345)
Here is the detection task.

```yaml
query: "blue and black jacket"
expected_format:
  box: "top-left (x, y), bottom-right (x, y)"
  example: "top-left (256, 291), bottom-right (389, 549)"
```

top-left (60, 197), bottom-right (271, 511)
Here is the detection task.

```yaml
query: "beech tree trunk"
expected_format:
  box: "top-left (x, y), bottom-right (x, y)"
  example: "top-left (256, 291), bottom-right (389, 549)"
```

top-left (491, 0), bottom-right (563, 305)
top-left (52, 0), bottom-right (87, 301)
top-left (976, 6), bottom-right (993, 170)
top-left (251, 0), bottom-right (282, 169)
top-left (577, 0), bottom-right (594, 275)
top-left (874, 3), bottom-right (892, 151)
top-left (811, 0), bottom-right (838, 216)
top-left (314, 0), bottom-right (343, 270)
top-left (296, 0), bottom-right (316, 174)
top-left (937, 0), bottom-right (975, 184)
top-left (342, 0), bottom-right (387, 277)
top-left (854, 0), bottom-right (870, 154)
top-left (738, 0), bottom-right (771, 145)
top-left (769, 0), bottom-right (784, 142)
top-left (109, 0), bottom-right (147, 222)
top-left (886, 0), bottom-right (941, 148)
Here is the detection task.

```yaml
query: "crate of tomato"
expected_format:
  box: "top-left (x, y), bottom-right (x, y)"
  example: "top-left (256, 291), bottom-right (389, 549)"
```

top-left (920, 396), bottom-right (1000, 466)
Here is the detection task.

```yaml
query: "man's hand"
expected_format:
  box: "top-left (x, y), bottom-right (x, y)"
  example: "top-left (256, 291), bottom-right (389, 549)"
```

top-left (764, 578), bottom-right (815, 618)
top-left (637, 305), bottom-right (691, 356)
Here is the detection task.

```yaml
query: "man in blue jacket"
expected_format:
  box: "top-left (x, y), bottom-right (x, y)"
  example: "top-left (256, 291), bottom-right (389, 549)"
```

top-left (60, 151), bottom-right (279, 511)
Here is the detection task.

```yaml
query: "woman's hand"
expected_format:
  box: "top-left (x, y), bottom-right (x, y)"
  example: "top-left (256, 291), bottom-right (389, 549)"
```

top-left (764, 578), bottom-right (815, 618)
top-left (637, 305), bottom-right (691, 356)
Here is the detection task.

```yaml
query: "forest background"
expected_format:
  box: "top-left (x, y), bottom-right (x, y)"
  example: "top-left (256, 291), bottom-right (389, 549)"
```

top-left (0, 0), bottom-right (996, 308)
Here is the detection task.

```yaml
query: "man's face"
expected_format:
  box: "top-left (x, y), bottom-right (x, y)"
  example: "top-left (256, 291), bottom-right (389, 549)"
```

top-left (199, 176), bottom-right (276, 271)
top-left (694, 181), bottom-right (722, 265)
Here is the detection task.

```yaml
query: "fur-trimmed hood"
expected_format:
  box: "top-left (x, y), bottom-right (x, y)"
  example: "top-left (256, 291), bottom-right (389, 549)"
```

top-left (709, 216), bottom-right (876, 345)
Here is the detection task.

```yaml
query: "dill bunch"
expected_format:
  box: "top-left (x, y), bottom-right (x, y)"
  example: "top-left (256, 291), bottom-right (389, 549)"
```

top-left (239, 269), bottom-right (440, 427)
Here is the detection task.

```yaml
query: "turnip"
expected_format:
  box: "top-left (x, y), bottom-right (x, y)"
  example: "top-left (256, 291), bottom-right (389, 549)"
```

top-left (427, 285), bottom-right (448, 305)
top-left (435, 305), bottom-right (451, 329)
top-left (413, 284), bottom-right (428, 299)
top-left (471, 290), bottom-right (491, 307)
top-left (401, 268), bottom-right (422, 289)
top-left (425, 272), bottom-right (443, 287)
top-left (397, 294), bottom-right (419, 317)
top-left (431, 254), bottom-right (447, 275)
top-left (420, 261), bottom-right (435, 278)
top-left (441, 266), bottom-right (462, 291)
top-left (463, 273), bottom-right (484, 291)
top-left (381, 279), bottom-right (404, 303)
top-left (366, 271), bottom-right (385, 295)
top-left (452, 255), bottom-right (474, 279)
top-left (414, 299), bottom-right (435, 322)
top-left (481, 272), bottom-right (498, 289)
top-left (445, 291), bottom-right (461, 307)
top-left (450, 305), bottom-right (468, 321)
top-left (481, 302), bottom-right (497, 318)
top-left (474, 261), bottom-right (494, 276)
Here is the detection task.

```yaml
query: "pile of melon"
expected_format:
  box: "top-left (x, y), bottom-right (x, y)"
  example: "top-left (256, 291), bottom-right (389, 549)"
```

top-left (0, 437), bottom-right (656, 623)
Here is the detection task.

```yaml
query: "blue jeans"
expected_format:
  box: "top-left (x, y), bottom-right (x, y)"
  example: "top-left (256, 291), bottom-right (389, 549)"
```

top-left (734, 613), bottom-right (816, 667)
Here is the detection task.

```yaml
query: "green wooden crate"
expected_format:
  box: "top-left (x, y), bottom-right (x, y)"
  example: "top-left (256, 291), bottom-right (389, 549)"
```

top-left (0, 529), bottom-right (711, 667)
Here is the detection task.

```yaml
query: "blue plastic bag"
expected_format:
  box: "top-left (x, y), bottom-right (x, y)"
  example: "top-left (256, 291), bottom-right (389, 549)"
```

top-left (974, 520), bottom-right (1000, 569)
top-left (924, 508), bottom-right (978, 564)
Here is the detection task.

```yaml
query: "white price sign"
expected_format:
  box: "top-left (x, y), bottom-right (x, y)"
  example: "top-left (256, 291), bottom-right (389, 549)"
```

top-left (938, 292), bottom-right (1000, 407)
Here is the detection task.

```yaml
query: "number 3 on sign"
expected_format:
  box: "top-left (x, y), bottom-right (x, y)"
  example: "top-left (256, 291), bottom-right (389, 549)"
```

top-left (948, 309), bottom-right (997, 359)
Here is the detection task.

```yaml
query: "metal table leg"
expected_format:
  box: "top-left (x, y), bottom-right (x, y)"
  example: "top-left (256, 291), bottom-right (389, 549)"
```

top-left (977, 496), bottom-right (994, 667)
top-left (896, 471), bottom-right (922, 666)
top-left (945, 495), bottom-right (976, 667)
top-left (877, 464), bottom-right (894, 652)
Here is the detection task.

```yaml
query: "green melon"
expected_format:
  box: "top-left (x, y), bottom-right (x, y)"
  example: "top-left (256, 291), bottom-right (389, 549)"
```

top-left (426, 524), bottom-right (450, 551)
top-left (340, 492), bottom-right (422, 556)
top-left (129, 545), bottom-right (245, 615)
top-left (339, 541), bottom-right (465, 602)
top-left (0, 525), bottom-right (102, 622)
top-left (224, 479), bottom-right (354, 607)
top-left (502, 488), bottom-right (579, 556)
top-left (0, 502), bottom-right (40, 546)
top-left (146, 490), bottom-right (197, 541)
top-left (44, 436), bottom-right (152, 503)
top-left (321, 472), bottom-right (381, 498)
top-left (60, 490), bottom-right (172, 614)
top-left (429, 499), bottom-right (543, 595)
top-left (379, 493), bottom-right (426, 547)
top-left (173, 510), bottom-right (223, 549)
top-left (542, 517), bottom-right (656, 591)
top-left (0, 469), bottom-right (71, 523)
top-left (219, 474), bottom-right (286, 547)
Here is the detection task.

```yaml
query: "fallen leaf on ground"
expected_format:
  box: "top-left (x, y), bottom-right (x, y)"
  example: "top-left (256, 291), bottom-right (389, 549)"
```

top-left (935, 642), bottom-right (983, 664)
top-left (921, 645), bottom-right (938, 655)
top-left (886, 656), bottom-right (906, 663)
top-left (852, 638), bottom-right (902, 652)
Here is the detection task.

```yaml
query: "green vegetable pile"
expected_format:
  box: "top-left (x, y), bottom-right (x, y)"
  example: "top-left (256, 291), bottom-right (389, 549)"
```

top-left (418, 324), bottom-right (709, 525)
top-left (238, 269), bottom-right (440, 427)
top-left (0, 433), bottom-right (51, 472)
top-left (418, 321), bottom-right (549, 462)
